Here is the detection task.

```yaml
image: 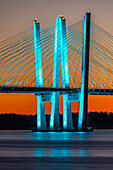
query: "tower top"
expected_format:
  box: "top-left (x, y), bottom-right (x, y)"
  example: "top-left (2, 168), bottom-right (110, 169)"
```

top-left (34, 18), bottom-right (39, 24)
top-left (58, 15), bottom-right (65, 20)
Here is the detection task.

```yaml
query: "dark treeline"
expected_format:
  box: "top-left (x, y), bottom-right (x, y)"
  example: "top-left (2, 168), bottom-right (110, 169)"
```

top-left (0, 112), bottom-right (113, 130)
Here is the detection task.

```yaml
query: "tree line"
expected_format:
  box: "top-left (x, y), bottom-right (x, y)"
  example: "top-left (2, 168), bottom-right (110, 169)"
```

top-left (0, 112), bottom-right (113, 130)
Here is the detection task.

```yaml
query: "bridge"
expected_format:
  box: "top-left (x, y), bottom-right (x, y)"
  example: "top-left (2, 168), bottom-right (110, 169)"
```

top-left (0, 12), bottom-right (113, 131)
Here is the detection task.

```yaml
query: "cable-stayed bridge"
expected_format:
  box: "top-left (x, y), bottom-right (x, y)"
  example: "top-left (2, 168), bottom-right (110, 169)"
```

top-left (0, 12), bottom-right (113, 131)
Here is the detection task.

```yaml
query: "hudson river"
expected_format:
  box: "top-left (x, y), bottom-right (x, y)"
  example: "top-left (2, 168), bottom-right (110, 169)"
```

top-left (0, 130), bottom-right (113, 169)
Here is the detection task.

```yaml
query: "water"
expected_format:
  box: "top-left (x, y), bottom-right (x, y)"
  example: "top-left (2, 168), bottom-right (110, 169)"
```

top-left (0, 130), bottom-right (113, 169)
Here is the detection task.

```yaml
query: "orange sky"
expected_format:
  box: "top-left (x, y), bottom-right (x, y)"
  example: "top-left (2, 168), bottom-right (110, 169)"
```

top-left (0, 93), bottom-right (113, 115)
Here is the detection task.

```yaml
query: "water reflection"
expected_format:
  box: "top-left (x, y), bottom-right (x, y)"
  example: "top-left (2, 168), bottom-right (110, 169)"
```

top-left (77, 132), bottom-right (88, 140)
top-left (1, 130), bottom-right (113, 170)
top-left (36, 147), bottom-right (51, 157)
top-left (34, 132), bottom-right (88, 157)
top-left (79, 149), bottom-right (86, 157)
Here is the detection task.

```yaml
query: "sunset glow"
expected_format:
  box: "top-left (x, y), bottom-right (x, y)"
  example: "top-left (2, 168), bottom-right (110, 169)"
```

top-left (0, 93), bottom-right (113, 115)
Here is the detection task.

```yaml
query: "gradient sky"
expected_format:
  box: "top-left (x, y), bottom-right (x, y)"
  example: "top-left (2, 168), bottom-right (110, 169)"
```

top-left (0, 0), bottom-right (113, 114)
top-left (1, 0), bottom-right (113, 41)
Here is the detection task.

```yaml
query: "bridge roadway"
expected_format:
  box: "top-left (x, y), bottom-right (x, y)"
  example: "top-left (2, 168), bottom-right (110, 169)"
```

top-left (0, 86), bottom-right (113, 95)
top-left (0, 130), bottom-right (113, 170)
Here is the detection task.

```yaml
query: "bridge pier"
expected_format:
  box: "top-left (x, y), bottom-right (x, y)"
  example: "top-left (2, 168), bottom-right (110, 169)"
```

top-left (50, 92), bottom-right (60, 130)
top-left (63, 94), bottom-right (73, 130)
top-left (50, 15), bottom-right (73, 130)
top-left (36, 95), bottom-right (46, 130)
top-left (33, 19), bottom-right (46, 130)
top-left (78, 12), bottom-right (91, 130)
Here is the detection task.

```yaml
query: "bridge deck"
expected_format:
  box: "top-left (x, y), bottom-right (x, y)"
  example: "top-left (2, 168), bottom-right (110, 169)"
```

top-left (0, 86), bottom-right (113, 95)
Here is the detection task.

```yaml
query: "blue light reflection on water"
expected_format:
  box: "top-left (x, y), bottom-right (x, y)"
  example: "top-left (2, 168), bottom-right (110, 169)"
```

top-left (79, 149), bottom-right (86, 157)
top-left (1, 130), bottom-right (113, 158)
top-left (1, 131), bottom-right (113, 169)
top-left (33, 132), bottom-right (88, 157)
top-left (77, 132), bottom-right (87, 141)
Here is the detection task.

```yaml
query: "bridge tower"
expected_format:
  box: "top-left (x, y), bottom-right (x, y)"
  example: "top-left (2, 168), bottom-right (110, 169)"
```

top-left (33, 19), bottom-right (46, 130)
top-left (33, 13), bottom-right (91, 131)
top-left (50, 16), bottom-right (73, 130)
top-left (78, 12), bottom-right (91, 129)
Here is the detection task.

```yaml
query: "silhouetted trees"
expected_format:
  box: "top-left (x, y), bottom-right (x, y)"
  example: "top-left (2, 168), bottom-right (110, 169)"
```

top-left (0, 114), bottom-right (35, 130)
top-left (88, 112), bottom-right (113, 129)
top-left (0, 112), bottom-right (113, 130)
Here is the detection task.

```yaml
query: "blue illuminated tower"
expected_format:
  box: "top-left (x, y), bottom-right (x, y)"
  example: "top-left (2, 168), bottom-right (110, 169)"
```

top-left (50, 16), bottom-right (73, 130)
top-left (78, 12), bottom-right (91, 129)
top-left (33, 19), bottom-right (46, 130)
top-left (33, 13), bottom-right (91, 131)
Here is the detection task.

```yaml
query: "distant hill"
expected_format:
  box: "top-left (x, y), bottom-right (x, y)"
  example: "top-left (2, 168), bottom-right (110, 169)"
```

top-left (0, 112), bottom-right (113, 130)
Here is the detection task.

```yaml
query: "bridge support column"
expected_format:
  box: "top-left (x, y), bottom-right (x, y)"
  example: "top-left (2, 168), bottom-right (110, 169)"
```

top-left (78, 12), bottom-right (91, 129)
top-left (50, 15), bottom-right (73, 130)
top-left (63, 94), bottom-right (73, 130)
top-left (60, 16), bottom-right (73, 130)
top-left (36, 95), bottom-right (46, 130)
top-left (33, 19), bottom-right (46, 130)
top-left (50, 92), bottom-right (59, 130)
top-left (50, 16), bottom-right (61, 130)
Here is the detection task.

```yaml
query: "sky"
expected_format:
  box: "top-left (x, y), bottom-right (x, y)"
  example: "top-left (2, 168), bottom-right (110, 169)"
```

top-left (0, 0), bottom-right (113, 114)
top-left (1, 0), bottom-right (113, 41)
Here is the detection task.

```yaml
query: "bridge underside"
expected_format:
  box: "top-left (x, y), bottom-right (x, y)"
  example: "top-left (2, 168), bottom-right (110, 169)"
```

top-left (0, 86), bottom-right (113, 95)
